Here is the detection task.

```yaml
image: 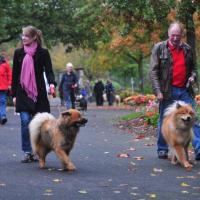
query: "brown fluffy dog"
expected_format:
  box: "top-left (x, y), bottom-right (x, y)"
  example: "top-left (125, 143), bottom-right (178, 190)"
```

top-left (29, 109), bottom-right (87, 171)
top-left (162, 101), bottom-right (195, 171)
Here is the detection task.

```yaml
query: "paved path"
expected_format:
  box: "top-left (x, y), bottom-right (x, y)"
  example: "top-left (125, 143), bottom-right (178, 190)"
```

top-left (0, 102), bottom-right (200, 200)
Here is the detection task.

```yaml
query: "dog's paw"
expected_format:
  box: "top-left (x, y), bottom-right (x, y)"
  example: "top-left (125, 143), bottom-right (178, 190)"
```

top-left (184, 162), bottom-right (193, 171)
top-left (39, 160), bottom-right (46, 169)
top-left (67, 163), bottom-right (76, 171)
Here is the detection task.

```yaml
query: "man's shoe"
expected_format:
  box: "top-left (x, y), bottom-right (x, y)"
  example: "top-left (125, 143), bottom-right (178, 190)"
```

top-left (21, 153), bottom-right (32, 163)
top-left (1, 117), bottom-right (7, 125)
top-left (195, 153), bottom-right (200, 161)
top-left (29, 154), bottom-right (39, 162)
top-left (158, 151), bottom-right (168, 159)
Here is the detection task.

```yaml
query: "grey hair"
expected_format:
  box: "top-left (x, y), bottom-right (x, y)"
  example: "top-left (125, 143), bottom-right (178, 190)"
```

top-left (168, 21), bottom-right (184, 35)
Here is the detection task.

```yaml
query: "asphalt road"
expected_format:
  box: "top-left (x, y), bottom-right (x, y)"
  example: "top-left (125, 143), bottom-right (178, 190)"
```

top-left (0, 103), bottom-right (200, 200)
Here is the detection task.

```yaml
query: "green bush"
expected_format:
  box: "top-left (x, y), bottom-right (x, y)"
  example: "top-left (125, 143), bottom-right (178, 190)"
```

top-left (144, 112), bottom-right (159, 127)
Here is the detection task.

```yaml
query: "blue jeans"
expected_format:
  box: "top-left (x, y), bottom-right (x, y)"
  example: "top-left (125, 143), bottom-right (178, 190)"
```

top-left (64, 92), bottom-right (72, 109)
top-left (0, 91), bottom-right (7, 119)
top-left (20, 112), bottom-right (32, 153)
top-left (157, 86), bottom-right (200, 154)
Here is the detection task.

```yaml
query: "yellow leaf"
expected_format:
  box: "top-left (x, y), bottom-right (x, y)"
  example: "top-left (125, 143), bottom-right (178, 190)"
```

top-left (148, 193), bottom-right (157, 198)
top-left (181, 182), bottom-right (190, 187)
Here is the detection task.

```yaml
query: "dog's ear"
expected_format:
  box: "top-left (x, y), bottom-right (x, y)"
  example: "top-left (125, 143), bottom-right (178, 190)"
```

top-left (176, 102), bottom-right (182, 109)
top-left (61, 111), bottom-right (71, 117)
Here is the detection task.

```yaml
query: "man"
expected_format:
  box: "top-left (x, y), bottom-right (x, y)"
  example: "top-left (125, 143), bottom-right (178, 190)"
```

top-left (105, 80), bottom-right (115, 106)
top-left (59, 62), bottom-right (78, 109)
top-left (0, 55), bottom-right (12, 124)
top-left (150, 21), bottom-right (200, 160)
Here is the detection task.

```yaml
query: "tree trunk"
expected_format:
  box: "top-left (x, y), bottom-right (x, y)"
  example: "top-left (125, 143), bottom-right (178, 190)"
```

top-left (185, 10), bottom-right (196, 58)
top-left (138, 54), bottom-right (144, 94)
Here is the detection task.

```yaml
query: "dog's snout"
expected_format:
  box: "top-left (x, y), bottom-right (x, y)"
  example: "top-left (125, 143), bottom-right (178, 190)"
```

top-left (186, 116), bottom-right (191, 121)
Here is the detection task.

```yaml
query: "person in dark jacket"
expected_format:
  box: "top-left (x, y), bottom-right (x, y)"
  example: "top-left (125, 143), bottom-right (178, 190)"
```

top-left (150, 21), bottom-right (200, 160)
top-left (105, 80), bottom-right (115, 106)
top-left (0, 55), bottom-right (12, 124)
top-left (93, 80), bottom-right (104, 106)
top-left (59, 62), bottom-right (78, 109)
top-left (12, 25), bottom-right (56, 163)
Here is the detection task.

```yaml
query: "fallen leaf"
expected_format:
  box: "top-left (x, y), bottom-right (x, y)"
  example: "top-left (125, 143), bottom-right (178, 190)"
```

top-left (113, 191), bottom-right (121, 194)
top-left (45, 189), bottom-right (53, 193)
top-left (130, 162), bottom-right (136, 166)
top-left (119, 183), bottom-right (128, 187)
top-left (148, 193), bottom-right (157, 198)
top-left (43, 193), bottom-right (53, 196)
top-left (133, 156), bottom-right (144, 160)
top-left (186, 176), bottom-right (196, 179)
top-left (181, 182), bottom-right (190, 187)
top-left (53, 179), bottom-right (62, 183)
top-left (48, 168), bottom-right (56, 171)
top-left (151, 173), bottom-right (157, 177)
top-left (0, 183), bottom-right (6, 187)
top-left (176, 176), bottom-right (185, 179)
top-left (127, 147), bottom-right (136, 151)
top-left (131, 187), bottom-right (138, 190)
top-left (153, 168), bottom-right (163, 173)
top-left (135, 135), bottom-right (145, 139)
top-left (145, 143), bottom-right (154, 147)
top-left (181, 191), bottom-right (189, 194)
top-left (117, 153), bottom-right (130, 158)
top-left (78, 190), bottom-right (87, 194)
top-left (130, 192), bottom-right (139, 196)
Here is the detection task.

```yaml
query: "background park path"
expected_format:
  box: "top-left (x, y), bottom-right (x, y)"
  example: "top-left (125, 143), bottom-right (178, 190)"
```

top-left (0, 98), bottom-right (200, 200)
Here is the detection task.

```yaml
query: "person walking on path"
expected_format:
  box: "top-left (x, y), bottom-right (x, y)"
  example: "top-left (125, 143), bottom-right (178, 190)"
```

top-left (93, 80), bottom-right (104, 106)
top-left (0, 55), bottom-right (12, 125)
top-left (150, 21), bottom-right (200, 160)
top-left (105, 80), bottom-right (115, 106)
top-left (59, 62), bottom-right (78, 109)
top-left (11, 25), bottom-right (56, 163)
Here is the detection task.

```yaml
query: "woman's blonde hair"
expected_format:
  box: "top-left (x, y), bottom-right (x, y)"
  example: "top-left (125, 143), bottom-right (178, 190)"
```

top-left (22, 25), bottom-right (42, 46)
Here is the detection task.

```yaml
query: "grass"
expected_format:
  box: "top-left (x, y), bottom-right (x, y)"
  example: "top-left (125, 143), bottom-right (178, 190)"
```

top-left (120, 112), bottom-right (143, 121)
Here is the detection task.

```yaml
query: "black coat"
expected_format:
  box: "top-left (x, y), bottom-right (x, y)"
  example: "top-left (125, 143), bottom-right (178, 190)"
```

top-left (12, 46), bottom-right (56, 113)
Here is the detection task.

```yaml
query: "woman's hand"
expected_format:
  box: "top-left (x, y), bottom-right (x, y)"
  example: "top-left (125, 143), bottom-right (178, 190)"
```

top-left (49, 84), bottom-right (56, 97)
top-left (13, 97), bottom-right (16, 107)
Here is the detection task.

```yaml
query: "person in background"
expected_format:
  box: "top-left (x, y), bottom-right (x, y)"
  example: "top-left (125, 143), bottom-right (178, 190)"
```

top-left (93, 80), bottom-right (104, 106)
top-left (150, 21), bottom-right (200, 160)
top-left (0, 55), bottom-right (12, 125)
top-left (59, 62), bottom-right (78, 109)
top-left (12, 25), bottom-right (56, 163)
top-left (105, 80), bottom-right (115, 106)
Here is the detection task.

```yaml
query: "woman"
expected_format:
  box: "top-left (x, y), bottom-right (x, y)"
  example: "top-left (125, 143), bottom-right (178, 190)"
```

top-left (12, 25), bottom-right (56, 163)
top-left (0, 55), bottom-right (12, 124)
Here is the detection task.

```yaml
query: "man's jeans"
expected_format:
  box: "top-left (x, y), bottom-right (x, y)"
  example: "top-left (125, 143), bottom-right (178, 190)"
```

top-left (0, 91), bottom-right (7, 119)
top-left (20, 112), bottom-right (32, 153)
top-left (157, 86), bottom-right (200, 154)
top-left (65, 92), bottom-right (72, 109)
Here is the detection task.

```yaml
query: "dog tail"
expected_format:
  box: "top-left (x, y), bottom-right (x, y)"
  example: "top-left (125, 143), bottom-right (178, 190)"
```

top-left (29, 112), bottom-right (55, 153)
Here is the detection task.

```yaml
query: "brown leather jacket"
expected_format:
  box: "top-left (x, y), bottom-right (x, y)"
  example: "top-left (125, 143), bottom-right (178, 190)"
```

top-left (150, 40), bottom-right (198, 99)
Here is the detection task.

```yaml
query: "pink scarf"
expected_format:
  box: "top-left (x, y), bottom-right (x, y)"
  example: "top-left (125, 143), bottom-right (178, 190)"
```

top-left (20, 42), bottom-right (38, 102)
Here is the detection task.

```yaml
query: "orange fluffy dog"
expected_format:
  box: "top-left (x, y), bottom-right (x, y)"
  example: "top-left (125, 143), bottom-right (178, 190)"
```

top-left (162, 101), bottom-right (195, 171)
top-left (29, 109), bottom-right (87, 171)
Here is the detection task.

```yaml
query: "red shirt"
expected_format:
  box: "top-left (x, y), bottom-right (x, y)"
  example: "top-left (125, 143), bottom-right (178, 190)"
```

top-left (0, 62), bottom-right (12, 90)
top-left (168, 41), bottom-right (186, 87)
